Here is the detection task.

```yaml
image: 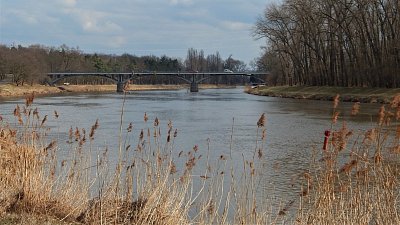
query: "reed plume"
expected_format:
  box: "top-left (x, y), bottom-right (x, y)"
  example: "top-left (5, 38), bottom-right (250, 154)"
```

top-left (351, 102), bottom-right (360, 116)
top-left (25, 92), bottom-right (35, 107)
top-left (89, 119), bottom-right (99, 140)
top-left (257, 113), bottom-right (265, 127)
top-left (333, 94), bottom-right (340, 109)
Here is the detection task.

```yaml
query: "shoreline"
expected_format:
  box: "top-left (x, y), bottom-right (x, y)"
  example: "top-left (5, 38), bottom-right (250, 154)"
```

top-left (0, 84), bottom-right (235, 99)
top-left (4, 84), bottom-right (398, 104)
top-left (245, 85), bottom-right (400, 104)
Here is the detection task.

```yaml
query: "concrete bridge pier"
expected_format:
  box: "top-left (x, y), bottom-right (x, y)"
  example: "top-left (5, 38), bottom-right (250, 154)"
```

top-left (116, 74), bottom-right (125, 92)
top-left (190, 82), bottom-right (199, 92)
top-left (117, 82), bottom-right (125, 92)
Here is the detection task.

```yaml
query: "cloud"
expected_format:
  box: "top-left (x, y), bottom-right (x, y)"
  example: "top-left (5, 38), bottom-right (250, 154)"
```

top-left (64, 8), bottom-right (123, 33)
top-left (178, 8), bottom-right (209, 19)
top-left (220, 21), bottom-right (252, 31)
top-left (1, 0), bottom-right (272, 63)
top-left (108, 36), bottom-right (127, 48)
top-left (169, 0), bottom-right (194, 5)
top-left (7, 9), bottom-right (39, 25)
top-left (63, 0), bottom-right (77, 7)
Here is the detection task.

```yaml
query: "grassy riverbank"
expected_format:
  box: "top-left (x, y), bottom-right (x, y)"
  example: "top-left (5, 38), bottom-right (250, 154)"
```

top-left (246, 86), bottom-right (400, 104)
top-left (0, 84), bottom-right (183, 98)
top-left (0, 84), bottom-right (233, 98)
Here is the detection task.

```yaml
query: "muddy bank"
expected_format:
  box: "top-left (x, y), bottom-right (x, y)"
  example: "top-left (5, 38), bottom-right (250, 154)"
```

top-left (246, 86), bottom-right (400, 104)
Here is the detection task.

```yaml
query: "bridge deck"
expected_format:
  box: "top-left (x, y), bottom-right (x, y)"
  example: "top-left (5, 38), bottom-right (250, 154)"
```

top-left (47, 72), bottom-right (268, 92)
top-left (48, 72), bottom-right (267, 76)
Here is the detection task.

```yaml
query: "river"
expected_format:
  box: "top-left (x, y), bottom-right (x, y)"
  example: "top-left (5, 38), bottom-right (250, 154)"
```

top-left (0, 87), bottom-right (387, 219)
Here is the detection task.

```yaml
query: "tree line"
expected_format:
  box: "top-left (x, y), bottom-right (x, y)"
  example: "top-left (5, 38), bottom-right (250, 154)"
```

top-left (0, 45), bottom-right (249, 86)
top-left (254, 0), bottom-right (399, 87)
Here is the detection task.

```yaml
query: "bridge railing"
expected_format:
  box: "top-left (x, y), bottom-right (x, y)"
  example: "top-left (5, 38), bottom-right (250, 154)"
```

top-left (47, 72), bottom-right (269, 92)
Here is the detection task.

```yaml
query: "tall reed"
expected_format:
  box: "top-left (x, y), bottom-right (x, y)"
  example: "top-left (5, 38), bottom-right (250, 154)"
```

top-left (296, 95), bottom-right (400, 224)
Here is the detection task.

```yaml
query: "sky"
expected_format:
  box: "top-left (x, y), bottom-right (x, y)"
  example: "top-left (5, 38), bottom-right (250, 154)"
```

top-left (0, 0), bottom-right (279, 65)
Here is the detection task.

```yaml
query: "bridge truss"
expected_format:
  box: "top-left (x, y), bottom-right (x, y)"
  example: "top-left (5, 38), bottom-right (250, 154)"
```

top-left (47, 72), bottom-right (268, 92)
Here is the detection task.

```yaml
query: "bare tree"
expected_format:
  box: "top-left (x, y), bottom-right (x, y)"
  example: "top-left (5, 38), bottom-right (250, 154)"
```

top-left (254, 0), bottom-right (400, 87)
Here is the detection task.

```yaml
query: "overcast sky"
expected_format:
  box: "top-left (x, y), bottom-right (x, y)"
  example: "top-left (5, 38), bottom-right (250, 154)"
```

top-left (0, 0), bottom-right (279, 64)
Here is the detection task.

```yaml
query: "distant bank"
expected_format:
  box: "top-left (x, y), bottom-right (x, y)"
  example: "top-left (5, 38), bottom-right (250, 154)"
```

top-left (246, 86), bottom-right (400, 104)
top-left (0, 84), bottom-right (234, 99)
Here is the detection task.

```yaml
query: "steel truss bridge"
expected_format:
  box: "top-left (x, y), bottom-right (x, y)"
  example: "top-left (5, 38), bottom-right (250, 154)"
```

top-left (47, 72), bottom-right (268, 92)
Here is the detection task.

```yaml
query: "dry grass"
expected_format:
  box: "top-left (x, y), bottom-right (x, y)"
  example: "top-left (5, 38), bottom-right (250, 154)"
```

top-left (246, 85), bottom-right (400, 103)
top-left (296, 94), bottom-right (400, 224)
top-left (0, 84), bottom-right (234, 98)
top-left (0, 92), bottom-right (399, 224)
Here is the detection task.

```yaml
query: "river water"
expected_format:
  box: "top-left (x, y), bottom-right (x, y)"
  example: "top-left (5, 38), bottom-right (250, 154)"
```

top-left (0, 87), bottom-right (387, 219)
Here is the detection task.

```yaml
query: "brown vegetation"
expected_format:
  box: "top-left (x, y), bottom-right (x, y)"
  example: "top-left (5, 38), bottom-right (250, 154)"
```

top-left (246, 85), bottom-right (400, 103)
top-left (296, 94), bottom-right (400, 224)
top-left (0, 84), bottom-right (235, 98)
top-left (0, 93), bottom-right (399, 224)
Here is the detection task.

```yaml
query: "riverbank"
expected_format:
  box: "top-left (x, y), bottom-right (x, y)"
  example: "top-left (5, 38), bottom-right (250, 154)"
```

top-left (246, 86), bottom-right (400, 104)
top-left (0, 84), bottom-right (233, 98)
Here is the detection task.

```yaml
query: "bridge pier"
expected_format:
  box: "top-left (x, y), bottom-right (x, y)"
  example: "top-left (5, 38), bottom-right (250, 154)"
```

top-left (117, 82), bottom-right (124, 92)
top-left (190, 82), bottom-right (199, 92)
top-left (116, 74), bottom-right (125, 92)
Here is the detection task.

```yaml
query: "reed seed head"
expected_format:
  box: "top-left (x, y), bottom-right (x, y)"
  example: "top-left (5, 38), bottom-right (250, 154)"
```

top-left (257, 113), bottom-right (266, 127)
top-left (33, 108), bottom-right (39, 120)
top-left (170, 161), bottom-right (177, 174)
top-left (154, 117), bottom-right (159, 127)
top-left (44, 140), bottom-right (57, 152)
top-left (40, 115), bottom-right (48, 127)
top-left (75, 127), bottom-right (80, 141)
top-left (89, 119), bottom-right (99, 140)
top-left (332, 111), bottom-right (340, 124)
top-left (25, 92), bottom-right (35, 107)
top-left (351, 102), bottom-right (360, 116)
top-left (185, 155), bottom-right (196, 170)
top-left (339, 159), bottom-right (358, 174)
top-left (13, 105), bottom-right (21, 117)
top-left (363, 128), bottom-right (377, 143)
top-left (390, 94), bottom-right (400, 108)
top-left (139, 129), bottom-right (144, 140)
top-left (333, 94), bottom-right (340, 109)
top-left (378, 105), bottom-right (385, 125)
top-left (127, 122), bottom-right (133, 132)
top-left (123, 80), bottom-right (130, 91)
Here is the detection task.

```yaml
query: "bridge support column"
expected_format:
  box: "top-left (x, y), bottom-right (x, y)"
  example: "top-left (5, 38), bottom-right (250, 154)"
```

top-left (190, 82), bottom-right (199, 92)
top-left (117, 82), bottom-right (124, 92)
top-left (117, 74), bottom-right (125, 92)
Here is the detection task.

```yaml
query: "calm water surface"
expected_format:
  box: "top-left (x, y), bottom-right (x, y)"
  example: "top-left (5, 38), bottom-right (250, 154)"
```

top-left (0, 88), bottom-right (384, 218)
